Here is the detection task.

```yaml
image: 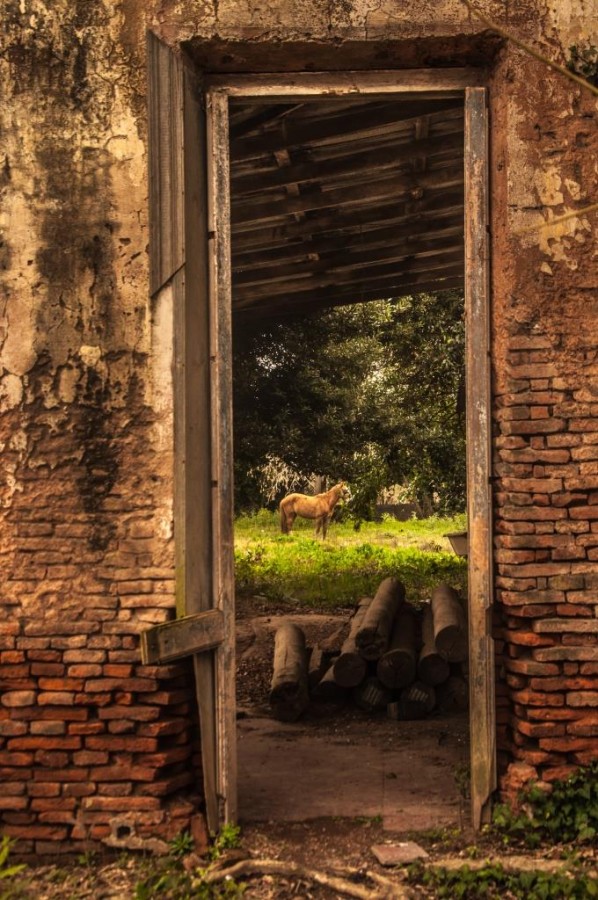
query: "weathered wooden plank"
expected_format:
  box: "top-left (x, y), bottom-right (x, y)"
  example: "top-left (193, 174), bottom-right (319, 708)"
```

top-left (231, 130), bottom-right (463, 196)
top-left (229, 101), bottom-right (463, 161)
top-left (465, 85), bottom-right (495, 830)
top-left (231, 190), bottom-right (464, 249)
top-left (232, 210), bottom-right (464, 264)
top-left (234, 276), bottom-right (465, 320)
top-left (207, 88), bottom-right (237, 827)
top-left (232, 166), bottom-right (464, 226)
top-left (233, 251), bottom-right (464, 305)
top-left (140, 610), bottom-right (225, 664)
top-left (233, 233), bottom-right (463, 287)
top-left (208, 69), bottom-right (483, 97)
top-left (147, 32), bottom-right (185, 296)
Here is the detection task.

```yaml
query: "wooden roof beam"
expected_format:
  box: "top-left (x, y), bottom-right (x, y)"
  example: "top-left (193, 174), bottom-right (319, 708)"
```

top-left (231, 130), bottom-right (463, 196)
top-left (232, 167), bottom-right (464, 228)
top-left (231, 101), bottom-right (463, 161)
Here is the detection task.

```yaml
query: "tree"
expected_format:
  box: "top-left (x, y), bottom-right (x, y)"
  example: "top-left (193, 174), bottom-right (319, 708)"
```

top-left (232, 290), bottom-right (465, 516)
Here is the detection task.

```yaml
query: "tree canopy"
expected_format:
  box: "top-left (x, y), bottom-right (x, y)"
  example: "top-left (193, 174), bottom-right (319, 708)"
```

top-left (232, 290), bottom-right (465, 518)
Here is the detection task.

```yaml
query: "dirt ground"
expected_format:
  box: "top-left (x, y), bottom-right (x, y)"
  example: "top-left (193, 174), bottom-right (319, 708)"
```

top-left (235, 597), bottom-right (470, 831)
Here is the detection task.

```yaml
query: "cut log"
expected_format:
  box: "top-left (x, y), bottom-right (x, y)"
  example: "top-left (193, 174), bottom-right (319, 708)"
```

top-left (312, 663), bottom-right (348, 704)
top-left (353, 676), bottom-right (393, 713)
top-left (333, 597), bottom-right (371, 687)
top-left (269, 623), bottom-right (309, 721)
top-left (307, 645), bottom-right (327, 692)
top-left (431, 584), bottom-right (467, 662)
top-left (355, 577), bottom-right (406, 660)
top-left (376, 608), bottom-right (418, 689)
top-left (436, 674), bottom-right (469, 712)
top-left (418, 604), bottom-right (451, 686)
top-left (398, 680), bottom-right (436, 720)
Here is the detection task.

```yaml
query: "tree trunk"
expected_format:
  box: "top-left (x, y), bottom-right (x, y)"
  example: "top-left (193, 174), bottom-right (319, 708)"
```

top-left (333, 597), bottom-right (371, 687)
top-left (269, 623), bottom-right (309, 721)
top-left (436, 674), bottom-right (469, 712)
top-left (355, 577), bottom-right (405, 660)
top-left (312, 662), bottom-right (348, 704)
top-left (418, 604), bottom-right (451, 686)
top-left (431, 584), bottom-right (467, 662)
top-left (376, 608), bottom-right (418, 689)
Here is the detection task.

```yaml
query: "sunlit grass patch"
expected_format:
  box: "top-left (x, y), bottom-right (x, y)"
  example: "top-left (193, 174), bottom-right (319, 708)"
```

top-left (234, 512), bottom-right (467, 608)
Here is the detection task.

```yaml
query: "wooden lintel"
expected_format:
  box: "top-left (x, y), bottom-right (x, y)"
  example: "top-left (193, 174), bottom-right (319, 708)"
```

top-left (140, 609), bottom-right (225, 665)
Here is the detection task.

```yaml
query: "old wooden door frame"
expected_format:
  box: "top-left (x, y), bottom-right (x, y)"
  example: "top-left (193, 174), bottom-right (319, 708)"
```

top-left (207, 72), bottom-right (495, 829)
top-left (147, 53), bottom-right (494, 831)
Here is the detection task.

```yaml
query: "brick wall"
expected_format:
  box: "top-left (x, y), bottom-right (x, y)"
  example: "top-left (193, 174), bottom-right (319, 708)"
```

top-left (0, 398), bottom-right (204, 855)
top-left (493, 332), bottom-right (598, 782)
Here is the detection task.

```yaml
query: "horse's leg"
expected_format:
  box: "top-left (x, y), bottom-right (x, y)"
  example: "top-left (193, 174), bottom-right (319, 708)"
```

top-left (280, 502), bottom-right (294, 534)
top-left (321, 515), bottom-right (330, 539)
top-left (315, 516), bottom-right (323, 536)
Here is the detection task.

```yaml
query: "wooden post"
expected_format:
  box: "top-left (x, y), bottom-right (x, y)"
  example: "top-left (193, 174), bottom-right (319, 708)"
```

top-left (333, 598), bottom-right (371, 687)
top-left (418, 604), bottom-right (450, 686)
top-left (431, 584), bottom-right (468, 662)
top-left (269, 623), bottom-right (309, 721)
top-left (355, 578), bottom-right (405, 660)
top-left (377, 608), bottom-right (418, 689)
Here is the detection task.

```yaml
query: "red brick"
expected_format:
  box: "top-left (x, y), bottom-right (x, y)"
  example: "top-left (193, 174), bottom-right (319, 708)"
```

top-left (30, 663), bottom-right (66, 677)
top-left (82, 796), bottom-right (160, 811)
top-left (512, 690), bottom-right (564, 707)
top-left (29, 721), bottom-right (66, 736)
top-left (503, 630), bottom-right (555, 647)
top-left (38, 692), bottom-right (75, 705)
top-left (529, 676), bottom-right (595, 691)
top-left (9, 736), bottom-right (81, 751)
top-left (67, 665), bottom-right (102, 678)
top-left (505, 658), bottom-right (559, 676)
top-left (84, 678), bottom-right (158, 693)
top-left (85, 736), bottom-right (157, 752)
top-left (526, 707), bottom-right (580, 720)
top-left (567, 692), bottom-right (598, 706)
top-left (511, 718), bottom-right (566, 738)
top-left (533, 618), bottom-right (598, 633)
top-left (556, 605), bottom-right (594, 617)
top-left (1, 691), bottom-right (36, 707)
top-left (539, 737), bottom-right (596, 751)
top-left (27, 783), bottom-right (60, 797)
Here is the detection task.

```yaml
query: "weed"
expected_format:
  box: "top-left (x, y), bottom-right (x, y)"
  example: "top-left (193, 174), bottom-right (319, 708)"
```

top-left (0, 837), bottom-right (26, 900)
top-left (492, 762), bottom-right (598, 848)
top-left (76, 850), bottom-right (98, 867)
top-left (407, 860), bottom-right (598, 899)
top-left (168, 831), bottom-right (195, 859)
top-left (209, 824), bottom-right (242, 861)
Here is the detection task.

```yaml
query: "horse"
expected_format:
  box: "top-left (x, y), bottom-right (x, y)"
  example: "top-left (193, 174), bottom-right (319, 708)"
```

top-left (279, 481), bottom-right (351, 538)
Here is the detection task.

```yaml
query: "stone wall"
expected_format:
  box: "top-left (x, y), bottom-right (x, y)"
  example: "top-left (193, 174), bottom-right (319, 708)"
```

top-left (0, 0), bottom-right (596, 852)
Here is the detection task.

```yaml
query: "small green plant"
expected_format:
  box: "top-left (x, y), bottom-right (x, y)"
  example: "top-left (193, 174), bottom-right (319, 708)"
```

top-left (168, 831), bottom-right (195, 859)
top-left (209, 823), bottom-right (242, 861)
top-left (76, 849), bottom-right (98, 867)
top-left (492, 762), bottom-right (598, 848)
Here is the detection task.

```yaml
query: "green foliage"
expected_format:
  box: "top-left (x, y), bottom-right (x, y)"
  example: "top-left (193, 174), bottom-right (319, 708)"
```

top-left (491, 762), bottom-right (598, 847)
top-left (407, 861), bottom-right (597, 899)
top-left (235, 512), bottom-right (467, 607)
top-left (208, 824), bottom-right (242, 861)
top-left (168, 831), bottom-right (195, 859)
top-left (233, 291), bottom-right (466, 516)
top-left (567, 44), bottom-right (598, 87)
top-left (0, 837), bottom-right (26, 900)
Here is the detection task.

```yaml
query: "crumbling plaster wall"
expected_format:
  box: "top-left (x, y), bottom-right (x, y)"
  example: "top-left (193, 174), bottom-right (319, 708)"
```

top-left (0, 0), bottom-right (596, 851)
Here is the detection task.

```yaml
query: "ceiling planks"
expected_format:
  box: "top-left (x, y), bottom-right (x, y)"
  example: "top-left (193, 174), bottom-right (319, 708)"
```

top-left (229, 96), bottom-right (465, 318)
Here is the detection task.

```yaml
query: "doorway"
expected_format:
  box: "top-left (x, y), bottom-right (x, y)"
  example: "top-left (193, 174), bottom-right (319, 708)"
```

top-left (146, 44), bottom-right (494, 832)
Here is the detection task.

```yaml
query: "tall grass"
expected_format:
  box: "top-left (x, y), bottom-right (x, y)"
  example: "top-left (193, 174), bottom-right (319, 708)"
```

top-left (235, 511), bottom-right (467, 608)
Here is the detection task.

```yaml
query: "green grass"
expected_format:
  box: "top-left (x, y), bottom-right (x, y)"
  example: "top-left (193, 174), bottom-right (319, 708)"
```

top-left (234, 511), bottom-right (467, 607)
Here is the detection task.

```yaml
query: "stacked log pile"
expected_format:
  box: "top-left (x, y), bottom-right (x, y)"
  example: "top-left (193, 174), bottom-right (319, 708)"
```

top-left (269, 577), bottom-right (470, 722)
